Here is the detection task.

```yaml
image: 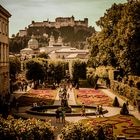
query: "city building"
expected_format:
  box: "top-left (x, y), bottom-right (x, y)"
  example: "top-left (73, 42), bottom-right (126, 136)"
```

top-left (20, 33), bottom-right (89, 61)
top-left (39, 33), bottom-right (69, 54)
top-left (19, 28), bottom-right (27, 37)
top-left (49, 47), bottom-right (89, 61)
top-left (0, 5), bottom-right (11, 96)
top-left (20, 35), bottom-right (39, 59)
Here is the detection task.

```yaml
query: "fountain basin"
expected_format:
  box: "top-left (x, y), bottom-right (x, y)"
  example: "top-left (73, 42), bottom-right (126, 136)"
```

top-left (26, 105), bottom-right (108, 116)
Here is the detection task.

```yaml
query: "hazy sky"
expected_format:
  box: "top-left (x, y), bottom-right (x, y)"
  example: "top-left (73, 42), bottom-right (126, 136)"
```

top-left (0, 0), bottom-right (127, 36)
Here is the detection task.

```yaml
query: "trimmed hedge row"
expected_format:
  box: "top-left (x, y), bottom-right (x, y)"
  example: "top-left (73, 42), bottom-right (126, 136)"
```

top-left (110, 80), bottom-right (140, 101)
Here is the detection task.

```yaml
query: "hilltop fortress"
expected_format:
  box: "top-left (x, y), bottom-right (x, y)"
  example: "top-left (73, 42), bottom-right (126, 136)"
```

top-left (19, 16), bottom-right (89, 37)
top-left (29, 16), bottom-right (88, 28)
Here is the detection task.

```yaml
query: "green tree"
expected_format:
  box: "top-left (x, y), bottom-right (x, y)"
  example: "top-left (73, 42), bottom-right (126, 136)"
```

top-left (36, 52), bottom-right (49, 59)
top-left (25, 58), bottom-right (47, 85)
top-left (9, 56), bottom-right (21, 79)
top-left (48, 60), bottom-right (68, 84)
top-left (71, 59), bottom-right (87, 86)
top-left (88, 1), bottom-right (140, 76)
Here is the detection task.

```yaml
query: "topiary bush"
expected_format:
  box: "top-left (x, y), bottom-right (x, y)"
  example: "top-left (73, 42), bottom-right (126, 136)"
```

top-left (113, 97), bottom-right (120, 107)
top-left (120, 103), bottom-right (129, 115)
top-left (136, 81), bottom-right (140, 90)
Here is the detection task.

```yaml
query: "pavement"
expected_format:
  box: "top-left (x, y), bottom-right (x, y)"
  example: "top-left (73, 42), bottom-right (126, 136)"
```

top-left (12, 86), bottom-right (140, 140)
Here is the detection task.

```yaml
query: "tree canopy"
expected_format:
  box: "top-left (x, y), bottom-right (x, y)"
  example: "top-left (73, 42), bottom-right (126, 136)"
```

top-left (25, 58), bottom-right (47, 83)
top-left (71, 59), bottom-right (87, 85)
top-left (9, 56), bottom-right (21, 79)
top-left (89, 1), bottom-right (140, 76)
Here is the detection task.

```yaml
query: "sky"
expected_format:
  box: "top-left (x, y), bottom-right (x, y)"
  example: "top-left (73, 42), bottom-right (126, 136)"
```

top-left (0, 0), bottom-right (127, 36)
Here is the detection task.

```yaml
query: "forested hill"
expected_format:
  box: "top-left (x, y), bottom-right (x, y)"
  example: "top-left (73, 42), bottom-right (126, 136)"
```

top-left (9, 25), bottom-right (95, 53)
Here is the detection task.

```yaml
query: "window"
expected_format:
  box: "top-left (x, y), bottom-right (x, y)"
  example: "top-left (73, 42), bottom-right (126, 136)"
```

top-left (0, 42), bottom-right (1, 62)
top-left (3, 22), bottom-right (5, 34)
top-left (1, 22), bottom-right (3, 33)
top-left (0, 20), bottom-right (1, 33)
top-left (5, 24), bottom-right (8, 35)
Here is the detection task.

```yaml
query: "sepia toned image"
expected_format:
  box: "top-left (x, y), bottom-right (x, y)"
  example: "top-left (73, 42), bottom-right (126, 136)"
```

top-left (0, 0), bottom-right (140, 139)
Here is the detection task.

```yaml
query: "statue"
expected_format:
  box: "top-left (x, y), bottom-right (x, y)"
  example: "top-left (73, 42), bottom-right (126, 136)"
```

top-left (60, 85), bottom-right (72, 113)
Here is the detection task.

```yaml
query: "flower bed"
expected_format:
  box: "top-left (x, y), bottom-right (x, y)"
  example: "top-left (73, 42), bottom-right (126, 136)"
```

top-left (81, 114), bottom-right (140, 138)
top-left (0, 115), bottom-right (54, 140)
top-left (17, 89), bottom-right (57, 106)
top-left (75, 88), bottom-right (113, 106)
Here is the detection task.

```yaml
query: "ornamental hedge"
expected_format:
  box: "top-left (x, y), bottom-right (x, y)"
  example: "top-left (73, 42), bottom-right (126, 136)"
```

top-left (110, 80), bottom-right (140, 101)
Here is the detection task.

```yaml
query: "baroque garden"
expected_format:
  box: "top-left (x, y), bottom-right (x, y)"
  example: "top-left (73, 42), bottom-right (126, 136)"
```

top-left (1, 0), bottom-right (140, 140)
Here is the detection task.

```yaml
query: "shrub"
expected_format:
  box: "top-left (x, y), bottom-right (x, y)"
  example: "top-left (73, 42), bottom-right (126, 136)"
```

top-left (96, 126), bottom-right (106, 140)
top-left (60, 122), bottom-right (96, 140)
top-left (120, 103), bottom-right (129, 115)
top-left (0, 116), bottom-right (54, 140)
top-left (136, 81), bottom-right (140, 90)
top-left (113, 97), bottom-right (120, 107)
top-left (128, 80), bottom-right (134, 87)
top-left (110, 80), bottom-right (139, 101)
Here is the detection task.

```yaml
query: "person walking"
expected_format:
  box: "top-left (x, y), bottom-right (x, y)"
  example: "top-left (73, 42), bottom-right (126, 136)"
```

top-left (126, 100), bottom-right (129, 110)
top-left (55, 109), bottom-right (61, 123)
top-left (61, 110), bottom-right (66, 124)
top-left (95, 105), bottom-right (100, 117)
top-left (133, 99), bottom-right (137, 110)
top-left (81, 103), bottom-right (86, 116)
top-left (99, 105), bottom-right (104, 117)
top-left (67, 92), bottom-right (70, 100)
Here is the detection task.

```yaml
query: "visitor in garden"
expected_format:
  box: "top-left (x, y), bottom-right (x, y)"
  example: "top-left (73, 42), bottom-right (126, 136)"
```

top-left (70, 84), bottom-right (73, 91)
top-left (61, 110), bottom-right (66, 124)
top-left (55, 109), bottom-right (61, 123)
top-left (24, 82), bottom-right (28, 91)
top-left (67, 92), bottom-right (70, 100)
top-left (126, 100), bottom-right (129, 110)
top-left (59, 92), bottom-right (62, 101)
top-left (99, 105), bottom-right (104, 117)
top-left (95, 105), bottom-right (100, 117)
top-left (81, 103), bottom-right (86, 116)
top-left (21, 83), bottom-right (24, 91)
top-left (133, 99), bottom-right (137, 110)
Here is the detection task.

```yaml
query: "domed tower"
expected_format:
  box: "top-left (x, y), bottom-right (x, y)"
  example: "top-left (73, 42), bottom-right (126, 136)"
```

top-left (49, 32), bottom-right (55, 46)
top-left (28, 35), bottom-right (39, 50)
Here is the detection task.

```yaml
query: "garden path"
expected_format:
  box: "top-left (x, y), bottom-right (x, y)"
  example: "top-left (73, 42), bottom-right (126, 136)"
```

top-left (100, 88), bottom-right (140, 121)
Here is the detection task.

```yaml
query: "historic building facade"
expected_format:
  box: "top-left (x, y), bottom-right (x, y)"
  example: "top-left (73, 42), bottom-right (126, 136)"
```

top-left (0, 5), bottom-right (11, 96)
top-left (20, 35), bottom-right (39, 59)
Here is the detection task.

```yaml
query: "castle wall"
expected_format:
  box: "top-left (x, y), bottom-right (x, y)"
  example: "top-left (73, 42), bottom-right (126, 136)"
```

top-left (28, 16), bottom-right (88, 29)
